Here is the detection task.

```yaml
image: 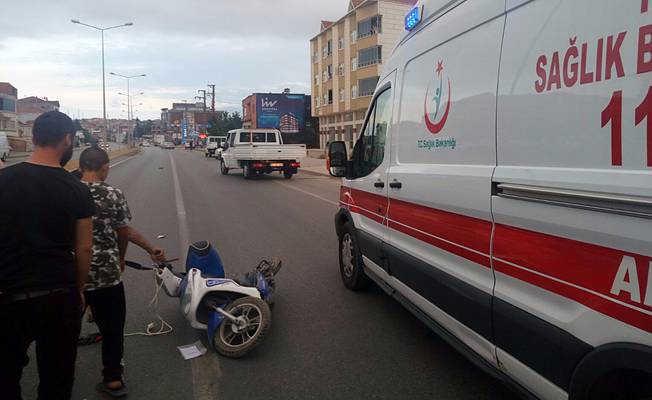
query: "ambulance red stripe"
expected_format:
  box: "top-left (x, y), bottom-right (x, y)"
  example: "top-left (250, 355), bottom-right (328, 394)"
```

top-left (340, 187), bottom-right (652, 334)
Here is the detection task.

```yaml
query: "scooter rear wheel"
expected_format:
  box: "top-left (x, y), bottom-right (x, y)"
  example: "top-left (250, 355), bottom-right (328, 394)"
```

top-left (213, 296), bottom-right (271, 358)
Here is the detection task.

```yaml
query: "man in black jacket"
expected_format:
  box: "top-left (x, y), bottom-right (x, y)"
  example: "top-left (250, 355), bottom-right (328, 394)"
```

top-left (0, 111), bottom-right (95, 400)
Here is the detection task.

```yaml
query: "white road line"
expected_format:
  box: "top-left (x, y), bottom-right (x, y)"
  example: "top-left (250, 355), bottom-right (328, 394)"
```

top-left (109, 155), bottom-right (138, 168)
top-left (168, 152), bottom-right (222, 400)
top-left (274, 181), bottom-right (339, 206)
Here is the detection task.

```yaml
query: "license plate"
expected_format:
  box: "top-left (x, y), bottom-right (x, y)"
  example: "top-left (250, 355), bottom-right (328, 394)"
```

top-left (270, 163), bottom-right (284, 167)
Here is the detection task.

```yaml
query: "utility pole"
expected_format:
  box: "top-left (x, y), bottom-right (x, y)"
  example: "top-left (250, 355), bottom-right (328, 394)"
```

top-left (197, 90), bottom-right (207, 112)
top-left (208, 84), bottom-right (216, 111)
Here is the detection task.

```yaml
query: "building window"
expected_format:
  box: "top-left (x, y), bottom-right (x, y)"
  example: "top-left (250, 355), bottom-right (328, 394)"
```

top-left (357, 46), bottom-right (382, 68)
top-left (351, 30), bottom-right (357, 43)
top-left (323, 40), bottom-right (332, 58)
top-left (326, 64), bottom-right (333, 80)
top-left (351, 57), bottom-right (358, 71)
top-left (357, 16), bottom-right (382, 39)
top-left (339, 88), bottom-right (345, 102)
top-left (323, 93), bottom-right (328, 105)
top-left (338, 37), bottom-right (344, 50)
top-left (351, 85), bottom-right (358, 99)
top-left (338, 63), bottom-right (345, 76)
top-left (358, 76), bottom-right (379, 97)
top-left (312, 50), bottom-right (318, 63)
top-left (314, 73), bottom-right (320, 85)
top-left (0, 97), bottom-right (16, 112)
top-left (328, 90), bottom-right (333, 105)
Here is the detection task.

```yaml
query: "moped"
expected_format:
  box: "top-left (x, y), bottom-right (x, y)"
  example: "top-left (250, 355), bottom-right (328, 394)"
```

top-left (127, 240), bottom-right (281, 358)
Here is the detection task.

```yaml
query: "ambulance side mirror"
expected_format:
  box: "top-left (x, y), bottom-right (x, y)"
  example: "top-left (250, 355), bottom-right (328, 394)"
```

top-left (328, 141), bottom-right (348, 177)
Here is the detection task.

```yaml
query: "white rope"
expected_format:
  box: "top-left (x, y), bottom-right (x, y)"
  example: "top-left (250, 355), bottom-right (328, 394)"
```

top-left (124, 271), bottom-right (174, 337)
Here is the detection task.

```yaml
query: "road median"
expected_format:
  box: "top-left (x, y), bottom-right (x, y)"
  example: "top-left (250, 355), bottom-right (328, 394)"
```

top-left (65, 147), bottom-right (140, 171)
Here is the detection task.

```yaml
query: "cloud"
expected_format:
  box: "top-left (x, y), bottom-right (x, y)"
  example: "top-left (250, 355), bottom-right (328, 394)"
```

top-left (1, 0), bottom-right (350, 119)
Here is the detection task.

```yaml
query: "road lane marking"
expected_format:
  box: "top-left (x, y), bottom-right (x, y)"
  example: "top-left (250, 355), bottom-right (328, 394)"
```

top-left (274, 181), bottom-right (339, 206)
top-left (109, 155), bottom-right (138, 168)
top-left (168, 152), bottom-right (222, 400)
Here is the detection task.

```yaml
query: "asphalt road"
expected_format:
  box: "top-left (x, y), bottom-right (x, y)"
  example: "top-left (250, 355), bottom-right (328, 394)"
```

top-left (21, 148), bottom-right (518, 400)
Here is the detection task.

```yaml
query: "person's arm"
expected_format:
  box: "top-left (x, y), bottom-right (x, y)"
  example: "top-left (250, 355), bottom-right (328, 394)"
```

top-left (75, 217), bottom-right (93, 305)
top-left (128, 226), bottom-right (166, 262)
top-left (117, 226), bottom-right (129, 272)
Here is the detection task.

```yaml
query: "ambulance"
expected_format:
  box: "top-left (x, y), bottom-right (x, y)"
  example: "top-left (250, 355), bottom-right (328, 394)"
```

top-left (327, 1), bottom-right (652, 399)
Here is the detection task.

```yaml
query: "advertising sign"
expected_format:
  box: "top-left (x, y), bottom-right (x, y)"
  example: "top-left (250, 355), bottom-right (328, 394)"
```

top-left (255, 94), bottom-right (306, 133)
top-left (181, 119), bottom-right (188, 144)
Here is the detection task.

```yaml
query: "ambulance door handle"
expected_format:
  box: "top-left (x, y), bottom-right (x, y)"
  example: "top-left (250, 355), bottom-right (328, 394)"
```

top-left (389, 181), bottom-right (402, 189)
top-left (374, 181), bottom-right (385, 188)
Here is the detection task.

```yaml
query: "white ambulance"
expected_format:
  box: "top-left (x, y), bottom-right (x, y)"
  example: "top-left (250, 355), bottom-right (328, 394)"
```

top-left (328, 1), bottom-right (652, 399)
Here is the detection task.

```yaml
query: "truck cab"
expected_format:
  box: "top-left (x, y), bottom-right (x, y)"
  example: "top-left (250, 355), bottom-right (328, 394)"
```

top-left (205, 136), bottom-right (226, 158)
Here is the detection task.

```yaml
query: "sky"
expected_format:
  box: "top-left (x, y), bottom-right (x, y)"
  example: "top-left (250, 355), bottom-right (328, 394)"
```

top-left (1, 0), bottom-right (348, 120)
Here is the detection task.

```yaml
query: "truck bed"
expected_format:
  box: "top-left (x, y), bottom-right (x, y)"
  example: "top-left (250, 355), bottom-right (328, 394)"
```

top-left (231, 144), bottom-right (306, 161)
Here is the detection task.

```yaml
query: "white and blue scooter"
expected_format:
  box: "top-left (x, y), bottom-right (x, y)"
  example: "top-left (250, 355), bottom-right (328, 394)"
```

top-left (126, 241), bottom-right (281, 358)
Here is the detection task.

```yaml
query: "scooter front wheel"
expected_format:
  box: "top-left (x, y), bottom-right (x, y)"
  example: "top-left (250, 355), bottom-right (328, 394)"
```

top-left (213, 296), bottom-right (271, 358)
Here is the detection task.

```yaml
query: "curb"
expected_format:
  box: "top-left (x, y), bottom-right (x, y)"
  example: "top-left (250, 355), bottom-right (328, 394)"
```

top-left (299, 168), bottom-right (335, 178)
top-left (65, 148), bottom-right (140, 172)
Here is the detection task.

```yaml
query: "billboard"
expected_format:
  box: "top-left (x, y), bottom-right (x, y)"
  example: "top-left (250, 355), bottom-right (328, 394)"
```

top-left (255, 94), bottom-right (305, 133)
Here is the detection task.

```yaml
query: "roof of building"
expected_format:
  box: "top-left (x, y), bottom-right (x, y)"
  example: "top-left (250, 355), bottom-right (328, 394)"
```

top-left (17, 96), bottom-right (60, 107)
top-left (0, 82), bottom-right (18, 97)
top-left (321, 20), bottom-right (334, 30)
top-left (17, 97), bottom-right (60, 115)
top-left (312, 0), bottom-right (417, 39)
top-left (349, 0), bottom-right (366, 11)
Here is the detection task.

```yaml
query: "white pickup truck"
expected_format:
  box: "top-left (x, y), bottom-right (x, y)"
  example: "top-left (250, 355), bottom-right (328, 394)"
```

top-left (205, 136), bottom-right (226, 158)
top-left (219, 129), bottom-right (306, 179)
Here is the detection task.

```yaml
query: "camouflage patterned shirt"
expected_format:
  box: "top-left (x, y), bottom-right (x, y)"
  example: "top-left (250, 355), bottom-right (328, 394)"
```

top-left (84, 182), bottom-right (131, 291)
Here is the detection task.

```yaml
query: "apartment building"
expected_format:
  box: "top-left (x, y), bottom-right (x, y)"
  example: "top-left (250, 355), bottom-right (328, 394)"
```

top-left (310, 0), bottom-right (414, 150)
top-left (0, 82), bottom-right (18, 135)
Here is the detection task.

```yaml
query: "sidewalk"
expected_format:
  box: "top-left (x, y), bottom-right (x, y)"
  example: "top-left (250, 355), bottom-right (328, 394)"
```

top-left (300, 156), bottom-right (331, 177)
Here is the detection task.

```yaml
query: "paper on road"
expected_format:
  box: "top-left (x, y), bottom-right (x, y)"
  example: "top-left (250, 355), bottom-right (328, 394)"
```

top-left (178, 341), bottom-right (208, 360)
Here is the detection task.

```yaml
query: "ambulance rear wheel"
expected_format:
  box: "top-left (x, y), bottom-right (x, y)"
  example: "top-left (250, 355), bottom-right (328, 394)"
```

top-left (587, 370), bottom-right (652, 400)
top-left (220, 160), bottom-right (229, 175)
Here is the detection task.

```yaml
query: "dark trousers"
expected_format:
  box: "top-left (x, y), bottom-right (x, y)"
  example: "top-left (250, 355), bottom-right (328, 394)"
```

top-left (85, 282), bottom-right (126, 382)
top-left (0, 289), bottom-right (82, 400)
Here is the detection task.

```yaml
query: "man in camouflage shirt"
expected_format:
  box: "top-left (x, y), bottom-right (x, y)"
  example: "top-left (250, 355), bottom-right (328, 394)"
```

top-left (79, 147), bottom-right (131, 398)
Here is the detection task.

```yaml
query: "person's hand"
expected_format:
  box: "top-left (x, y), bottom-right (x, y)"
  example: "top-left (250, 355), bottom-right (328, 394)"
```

top-left (120, 259), bottom-right (126, 273)
top-left (150, 248), bottom-right (166, 263)
top-left (79, 290), bottom-right (86, 311)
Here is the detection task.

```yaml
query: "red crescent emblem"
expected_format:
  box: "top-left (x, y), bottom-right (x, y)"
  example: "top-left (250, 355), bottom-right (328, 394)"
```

top-left (424, 79), bottom-right (451, 134)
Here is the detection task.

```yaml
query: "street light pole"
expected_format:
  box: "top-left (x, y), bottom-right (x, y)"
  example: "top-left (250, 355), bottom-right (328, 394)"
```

top-left (101, 30), bottom-right (106, 136)
top-left (118, 91), bottom-right (144, 146)
top-left (71, 19), bottom-right (133, 143)
top-left (111, 73), bottom-right (145, 147)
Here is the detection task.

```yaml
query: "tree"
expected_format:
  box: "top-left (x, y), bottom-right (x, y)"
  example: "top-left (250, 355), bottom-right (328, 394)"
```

top-left (207, 112), bottom-right (242, 136)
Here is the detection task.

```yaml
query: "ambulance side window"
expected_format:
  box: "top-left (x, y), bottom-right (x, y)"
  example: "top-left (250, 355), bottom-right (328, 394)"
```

top-left (352, 88), bottom-right (392, 178)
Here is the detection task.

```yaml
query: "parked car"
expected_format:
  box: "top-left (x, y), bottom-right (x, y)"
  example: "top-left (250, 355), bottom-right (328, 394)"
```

top-left (0, 132), bottom-right (12, 161)
top-left (162, 141), bottom-right (175, 150)
top-left (327, 1), bottom-right (651, 400)
top-left (220, 129), bottom-right (306, 179)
